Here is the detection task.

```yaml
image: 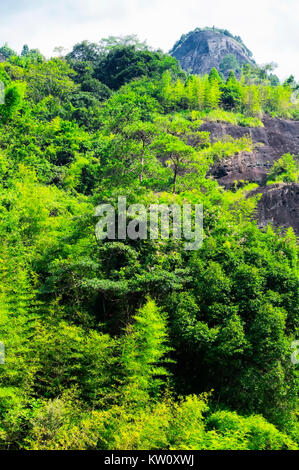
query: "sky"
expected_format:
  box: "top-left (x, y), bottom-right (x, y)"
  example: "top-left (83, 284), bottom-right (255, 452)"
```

top-left (0, 0), bottom-right (298, 80)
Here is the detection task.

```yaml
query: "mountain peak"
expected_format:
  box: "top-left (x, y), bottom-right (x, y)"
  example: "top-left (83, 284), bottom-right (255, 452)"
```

top-left (170, 27), bottom-right (254, 77)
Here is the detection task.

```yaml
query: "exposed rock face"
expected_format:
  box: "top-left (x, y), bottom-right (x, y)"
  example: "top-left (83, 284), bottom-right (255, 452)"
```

top-left (201, 116), bottom-right (299, 234)
top-left (170, 30), bottom-right (252, 76)
top-left (250, 183), bottom-right (299, 235)
top-left (206, 117), bottom-right (299, 187)
top-left (170, 26), bottom-right (298, 234)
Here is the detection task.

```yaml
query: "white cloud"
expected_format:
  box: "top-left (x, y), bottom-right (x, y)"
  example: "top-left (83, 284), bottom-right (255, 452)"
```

top-left (0, 0), bottom-right (298, 80)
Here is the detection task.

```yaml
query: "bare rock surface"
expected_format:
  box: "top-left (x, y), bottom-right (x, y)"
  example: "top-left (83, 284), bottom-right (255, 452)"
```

top-left (206, 117), bottom-right (299, 187)
top-left (199, 117), bottom-right (299, 234)
top-left (250, 183), bottom-right (299, 235)
top-left (171, 30), bottom-right (252, 76)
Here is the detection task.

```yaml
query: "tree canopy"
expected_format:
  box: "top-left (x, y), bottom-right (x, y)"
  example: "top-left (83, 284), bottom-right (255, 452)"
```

top-left (0, 36), bottom-right (298, 451)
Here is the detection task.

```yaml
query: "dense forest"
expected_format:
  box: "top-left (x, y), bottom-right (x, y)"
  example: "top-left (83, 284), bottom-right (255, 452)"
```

top-left (0, 36), bottom-right (298, 450)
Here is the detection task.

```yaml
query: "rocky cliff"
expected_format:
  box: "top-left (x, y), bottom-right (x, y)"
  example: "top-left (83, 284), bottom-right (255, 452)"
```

top-left (202, 117), bottom-right (299, 233)
top-left (170, 29), bottom-right (253, 76)
top-left (169, 28), bottom-right (298, 233)
top-left (250, 183), bottom-right (299, 235)
top-left (207, 117), bottom-right (299, 187)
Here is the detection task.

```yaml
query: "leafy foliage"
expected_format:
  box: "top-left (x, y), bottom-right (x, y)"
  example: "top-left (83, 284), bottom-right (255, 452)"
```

top-left (0, 35), bottom-right (298, 451)
top-left (267, 153), bottom-right (299, 184)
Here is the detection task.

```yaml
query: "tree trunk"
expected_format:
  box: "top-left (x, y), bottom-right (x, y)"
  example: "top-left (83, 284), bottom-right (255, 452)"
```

top-left (173, 170), bottom-right (177, 194)
top-left (139, 156), bottom-right (144, 183)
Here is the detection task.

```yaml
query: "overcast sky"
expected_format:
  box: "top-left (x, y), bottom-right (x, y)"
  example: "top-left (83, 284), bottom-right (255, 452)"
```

top-left (0, 0), bottom-right (298, 80)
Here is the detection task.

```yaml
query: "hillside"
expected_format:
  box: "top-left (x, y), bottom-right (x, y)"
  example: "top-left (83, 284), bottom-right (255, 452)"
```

top-left (206, 116), bottom-right (299, 233)
top-left (170, 28), bottom-right (254, 76)
top-left (0, 36), bottom-right (298, 451)
top-left (201, 117), bottom-right (299, 233)
top-left (206, 117), bottom-right (299, 186)
top-left (250, 182), bottom-right (299, 234)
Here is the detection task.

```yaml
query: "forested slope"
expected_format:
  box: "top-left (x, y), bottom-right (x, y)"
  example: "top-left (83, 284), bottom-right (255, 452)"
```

top-left (0, 38), bottom-right (298, 450)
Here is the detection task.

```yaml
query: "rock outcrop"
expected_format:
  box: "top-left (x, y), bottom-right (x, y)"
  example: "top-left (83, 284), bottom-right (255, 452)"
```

top-left (169, 27), bottom-right (298, 234)
top-left (250, 183), bottom-right (299, 235)
top-left (170, 29), bottom-right (253, 76)
top-left (201, 116), bottom-right (299, 234)
top-left (206, 117), bottom-right (299, 187)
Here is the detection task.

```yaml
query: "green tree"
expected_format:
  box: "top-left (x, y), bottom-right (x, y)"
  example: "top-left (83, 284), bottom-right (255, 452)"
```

top-left (21, 45), bottom-right (29, 57)
top-left (209, 67), bottom-right (223, 84)
top-left (221, 71), bottom-right (243, 110)
top-left (121, 299), bottom-right (171, 405)
top-left (267, 153), bottom-right (299, 184)
top-left (151, 133), bottom-right (200, 193)
top-left (0, 43), bottom-right (17, 59)
top-left (219, 54), bottom-right (241, 76)
top-left (0, 82), bottom-right (26, 123)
